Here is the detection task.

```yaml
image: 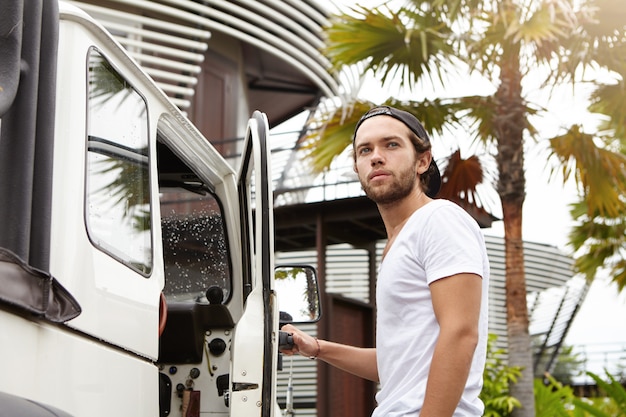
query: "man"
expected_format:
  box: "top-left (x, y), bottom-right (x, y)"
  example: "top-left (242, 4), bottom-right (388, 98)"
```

top-left (281, 106), bottom-right (490, 416)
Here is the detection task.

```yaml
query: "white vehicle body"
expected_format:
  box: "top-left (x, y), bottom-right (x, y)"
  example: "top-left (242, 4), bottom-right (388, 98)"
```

top-left (0, 1), bottom-right (317, 416)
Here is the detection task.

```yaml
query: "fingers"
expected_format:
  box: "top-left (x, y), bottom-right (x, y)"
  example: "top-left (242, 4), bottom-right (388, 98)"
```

top-left (279, 324), bottom-right (298, 355)
top-left (281, 323), bottom-right (297, 333)
top-left (278, 325), bottom-right (315, 358)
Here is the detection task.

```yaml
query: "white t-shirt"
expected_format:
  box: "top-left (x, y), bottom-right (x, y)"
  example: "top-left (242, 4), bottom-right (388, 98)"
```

top-left (373, 199), bottom-right (490, 417)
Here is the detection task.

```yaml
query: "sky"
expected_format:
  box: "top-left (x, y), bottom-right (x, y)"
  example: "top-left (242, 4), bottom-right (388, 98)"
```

top-left (321, 0), bottom-right (626, 379)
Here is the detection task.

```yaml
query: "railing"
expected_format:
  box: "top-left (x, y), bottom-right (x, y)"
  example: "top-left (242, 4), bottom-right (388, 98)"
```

top-left (218, 117), bottom-right (365, 207)
top-left (571, 342), bottom-right (626, 385)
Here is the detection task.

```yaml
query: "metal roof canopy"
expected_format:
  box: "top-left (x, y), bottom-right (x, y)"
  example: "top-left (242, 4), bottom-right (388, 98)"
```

top-left (273, 194), bottom-right (500, 253)
top-left (242, 43), bottom-right (325, 127)
top-left (274, 196), bottom-right (386, 253)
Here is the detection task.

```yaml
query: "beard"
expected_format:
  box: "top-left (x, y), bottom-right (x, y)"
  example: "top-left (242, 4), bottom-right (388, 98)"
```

top-left (360, 165), bottom-right (417, 205)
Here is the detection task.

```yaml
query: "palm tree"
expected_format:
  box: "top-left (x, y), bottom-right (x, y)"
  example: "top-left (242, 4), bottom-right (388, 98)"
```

top-left (303, 0), bottom-right (626, 415)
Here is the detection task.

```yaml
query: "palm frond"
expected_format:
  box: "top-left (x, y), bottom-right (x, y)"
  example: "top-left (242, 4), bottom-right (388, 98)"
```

top-left (323, 5), bottom-right (455, 88)
top-left (458, 95), bottom-right (499, 143)
top-left (569, 198), bottom-right (626, 289)
top-left (301, 100), bottom-right (374, 173)
top-left (534, 375), bottom-right (572, 417)
top-left (440, 148), bottom-right (479, 190)
top-left (513, 5), bottom-right (569, 46)
top-left (580, 0), bottom-right (626, 40)
top-left (549, 125), bottom-right (626, 218)
top-left (548, 0), bottom-right (626, 85)
top-left (438, 149), bottom-right (499, 226)
top-left (572, 371), bottom-right (626, 415)
top-left (385, 97), bottom-right (464, 137)
top-left (589, 81), bottom-right (626, 140)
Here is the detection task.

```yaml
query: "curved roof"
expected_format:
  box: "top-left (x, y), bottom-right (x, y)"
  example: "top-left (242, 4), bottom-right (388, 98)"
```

top-left (69, 0), bottom-right (341, 121)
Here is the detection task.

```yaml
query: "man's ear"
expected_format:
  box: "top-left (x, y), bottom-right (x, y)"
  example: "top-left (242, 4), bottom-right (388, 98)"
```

top-left (416, 151), bottom-right (431, 175)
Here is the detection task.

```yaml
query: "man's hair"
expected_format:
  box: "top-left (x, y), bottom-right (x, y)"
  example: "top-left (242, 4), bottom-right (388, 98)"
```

top-left (405, 130), bottom-right (436, 195)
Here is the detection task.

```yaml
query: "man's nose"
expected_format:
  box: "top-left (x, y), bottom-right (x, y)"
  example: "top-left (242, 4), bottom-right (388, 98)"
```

top-left (370, 147), bottom-right (384, 165)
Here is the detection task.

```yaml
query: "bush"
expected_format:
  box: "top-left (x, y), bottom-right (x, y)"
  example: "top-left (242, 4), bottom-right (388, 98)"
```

top-left (481, 334), bottom-right (522, 417)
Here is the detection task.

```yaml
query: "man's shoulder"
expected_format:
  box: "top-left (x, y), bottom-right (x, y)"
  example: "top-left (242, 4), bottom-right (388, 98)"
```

top-left (419, 199), bottom-right (483, 235)
top-left (424, 199), bottom-right (472, 219)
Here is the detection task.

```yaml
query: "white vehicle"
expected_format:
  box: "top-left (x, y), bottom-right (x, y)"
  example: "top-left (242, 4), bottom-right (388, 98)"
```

top-left (0, 1), bottom-right (319, 416)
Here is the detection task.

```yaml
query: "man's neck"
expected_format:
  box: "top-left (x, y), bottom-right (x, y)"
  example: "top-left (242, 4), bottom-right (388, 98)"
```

top-left (378, 189), bottom-right (431, 240)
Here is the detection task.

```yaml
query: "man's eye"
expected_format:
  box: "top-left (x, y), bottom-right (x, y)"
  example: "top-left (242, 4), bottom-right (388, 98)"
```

top-left (359, 147), bottom-right (370, 155)
top-left (388, 142), bottom-right (399, 148)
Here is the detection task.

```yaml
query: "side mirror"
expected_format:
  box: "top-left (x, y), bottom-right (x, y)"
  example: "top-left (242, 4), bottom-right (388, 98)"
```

top-left (274, 265), bottom-right (321, 324)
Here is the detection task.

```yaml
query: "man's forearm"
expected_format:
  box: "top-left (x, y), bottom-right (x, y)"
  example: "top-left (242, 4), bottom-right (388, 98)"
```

top-left (317, 341), bottom-right (379, 382)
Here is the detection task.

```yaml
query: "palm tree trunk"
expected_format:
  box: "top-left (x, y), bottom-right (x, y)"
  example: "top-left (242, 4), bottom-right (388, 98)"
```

top-left (502, 201), bottom-right (535, 417)
top-left (494, 7), bottom-right (536, 411)
top-left (498, 118), bottom-right (536, 417)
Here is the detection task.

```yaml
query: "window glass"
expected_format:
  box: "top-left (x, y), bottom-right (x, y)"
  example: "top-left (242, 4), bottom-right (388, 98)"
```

top-left (85, 49), bottom-right (152, 275)
top-left (160, 185), bottom-right (231, 303)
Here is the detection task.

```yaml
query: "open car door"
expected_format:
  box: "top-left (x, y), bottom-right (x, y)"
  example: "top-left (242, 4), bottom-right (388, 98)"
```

top-left (231, 111), bottom-right (278, 416)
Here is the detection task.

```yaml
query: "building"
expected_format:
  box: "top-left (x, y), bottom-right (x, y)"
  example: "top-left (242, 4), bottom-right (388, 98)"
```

top-left (68, 0), bottom-right (342, 145)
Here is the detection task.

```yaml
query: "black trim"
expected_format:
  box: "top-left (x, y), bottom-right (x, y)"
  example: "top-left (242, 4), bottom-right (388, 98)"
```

top-left (238, 129), bottom-right (254, 301)
top-left (0, 247), bottom-right (81, 323)
top-left (251, 110), bottom-right (275, 417)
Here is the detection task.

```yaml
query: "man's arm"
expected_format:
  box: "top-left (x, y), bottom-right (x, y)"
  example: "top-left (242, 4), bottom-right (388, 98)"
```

top-left (420, 273), bottom-right (482, 417)
top-left (280, 324), bottom-right (379, 382)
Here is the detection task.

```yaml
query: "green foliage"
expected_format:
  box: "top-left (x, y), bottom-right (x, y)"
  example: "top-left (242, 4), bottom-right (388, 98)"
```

top-left (574, 397), bottom-right (621, 417)
top-left (549, 119), bottom-right (626, 290)
top-left (324, 5), bottom-right (454, 87)
top-left (571, 371), bottom-right (626, 416)
top-left (549, 125), bottom-right (626, 219)
top-left (569, 199), bottom-right (626, 291)
top-left (534, 374), bottom-right (574, 417)
top-left (536, 370), bottom-right (626, 417)
top-left (477, 338), bottom-right (626, 417)
top-left (274, 267), bottom-right (305, 281)
top-left (480, 334), bottom-right (522, 417)
top-left (479, 338), bottom-right (626, 416)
